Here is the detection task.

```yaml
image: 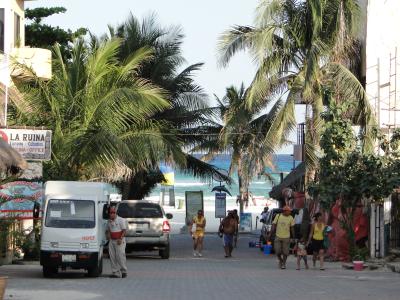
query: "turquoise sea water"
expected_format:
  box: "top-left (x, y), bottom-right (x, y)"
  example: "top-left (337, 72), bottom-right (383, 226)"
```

top-left (151, 154), bottom-right (300, 199)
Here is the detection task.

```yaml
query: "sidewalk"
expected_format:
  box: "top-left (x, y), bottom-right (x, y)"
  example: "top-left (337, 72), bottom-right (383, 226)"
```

top-left (163, 204), bottom-right (267, 234)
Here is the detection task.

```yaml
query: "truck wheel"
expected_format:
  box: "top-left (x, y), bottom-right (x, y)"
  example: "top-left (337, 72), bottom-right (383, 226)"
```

top-left (88, 256), bottom-right (103, 277)
top-left (43, 266), bottom-right (58, 278)
top-left (159, 244), bottom-right (170, 259)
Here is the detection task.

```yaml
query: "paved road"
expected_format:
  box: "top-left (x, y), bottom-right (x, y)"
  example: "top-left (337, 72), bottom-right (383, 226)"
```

top-left (1, 234), bottom-right (400, 300)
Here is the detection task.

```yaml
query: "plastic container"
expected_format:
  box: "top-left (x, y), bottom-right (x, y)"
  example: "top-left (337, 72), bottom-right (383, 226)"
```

top-left (353, 261), bottom-right (364, 271)
top-left (263, 244), bottom-right (272, 255)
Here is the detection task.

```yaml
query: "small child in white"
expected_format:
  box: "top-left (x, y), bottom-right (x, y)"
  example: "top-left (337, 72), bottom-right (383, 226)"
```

top-left (296, 238), bottom-right (309, 270)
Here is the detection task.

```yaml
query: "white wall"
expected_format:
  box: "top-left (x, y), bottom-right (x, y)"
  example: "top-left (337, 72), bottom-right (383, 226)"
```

top-left (365, 0), bottom-right (400, 131)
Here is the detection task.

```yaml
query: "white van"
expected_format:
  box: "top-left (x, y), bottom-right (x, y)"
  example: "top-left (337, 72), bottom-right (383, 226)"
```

top-left (40, 181), bottom-right (112, 278)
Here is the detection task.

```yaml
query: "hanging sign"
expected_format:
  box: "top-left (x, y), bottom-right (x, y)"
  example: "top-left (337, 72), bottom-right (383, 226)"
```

top-left (215, 192), bottom-right (226, 218)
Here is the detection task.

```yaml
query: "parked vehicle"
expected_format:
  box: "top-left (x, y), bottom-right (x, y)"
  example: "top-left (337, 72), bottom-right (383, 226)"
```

top-left (259, 208), bottom-right (299, 253)
top-left (116, 200), bottom-right (172, 259)
top-left (40, 181), bottom-right (113, 278)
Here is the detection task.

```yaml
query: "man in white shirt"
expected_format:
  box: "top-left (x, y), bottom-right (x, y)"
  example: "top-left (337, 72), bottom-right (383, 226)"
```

top-left (106, 206), bottom-right (127, 278)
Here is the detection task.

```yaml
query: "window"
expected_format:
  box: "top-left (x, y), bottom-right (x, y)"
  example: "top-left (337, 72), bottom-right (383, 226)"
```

top-left (0, 9), bottom-right (4, 52)
top-left (117, 202), bottom-right (163, 218)
top-left (14, 12), bottom-right (20, 47)
top-left (45, 199), bottom-right (96, 228)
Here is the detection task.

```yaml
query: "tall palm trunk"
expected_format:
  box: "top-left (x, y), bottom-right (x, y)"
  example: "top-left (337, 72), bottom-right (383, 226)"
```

top-left (237, 157), bottom-right (244, 215)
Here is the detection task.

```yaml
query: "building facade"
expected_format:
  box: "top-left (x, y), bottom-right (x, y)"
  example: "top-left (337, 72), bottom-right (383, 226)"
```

top-left (0, 0), bottom-right (52, 126)
top-left (362, 0), bottom-right (400, 258)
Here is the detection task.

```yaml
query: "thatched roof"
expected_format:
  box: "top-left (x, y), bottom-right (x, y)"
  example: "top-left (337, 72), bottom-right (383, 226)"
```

top-left (269, 162), bottom-right (305, 200)
top-left (0, 138), bottom-right (27, 175)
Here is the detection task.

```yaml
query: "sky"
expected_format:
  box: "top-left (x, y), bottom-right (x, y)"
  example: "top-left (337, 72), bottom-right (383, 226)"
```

top-left (26, 0), bottom-right (303, 154)
top-left (26, 0), bottom-right (259, 99)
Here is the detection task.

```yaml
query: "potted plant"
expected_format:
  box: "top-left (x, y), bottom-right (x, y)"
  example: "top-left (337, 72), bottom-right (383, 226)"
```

top-left (351, 247), bottom-right (369, 271)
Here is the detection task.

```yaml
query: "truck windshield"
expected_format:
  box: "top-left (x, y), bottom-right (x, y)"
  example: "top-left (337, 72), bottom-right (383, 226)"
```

top-left (45, 199), bottom-right (95, 228)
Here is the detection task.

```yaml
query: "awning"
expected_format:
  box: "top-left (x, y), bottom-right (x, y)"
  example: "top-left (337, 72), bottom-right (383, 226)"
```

top-left (269, 162), bottom-right (305, 200)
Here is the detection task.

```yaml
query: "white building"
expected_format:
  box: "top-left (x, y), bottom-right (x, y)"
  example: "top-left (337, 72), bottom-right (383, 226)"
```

top-left (0, 0), bottom-right (52, 126)
top-left (362, 0), bottom-right (400, 258)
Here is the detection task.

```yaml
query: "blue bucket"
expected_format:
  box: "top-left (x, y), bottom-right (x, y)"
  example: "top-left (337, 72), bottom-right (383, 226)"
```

top-left (263, 244), bottom-right (272, 255)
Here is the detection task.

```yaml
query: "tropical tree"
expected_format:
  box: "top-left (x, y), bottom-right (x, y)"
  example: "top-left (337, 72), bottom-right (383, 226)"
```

top-left (95, 14), bottom-right (228, 197)
top-left (218, 0), bottom-right (375, 184)
top-left (25, 7), bottom-right (87, 59)
top-left (11, 38), bottom-right (179, 182)
top-left (197, 84), bottom-right (290, 213)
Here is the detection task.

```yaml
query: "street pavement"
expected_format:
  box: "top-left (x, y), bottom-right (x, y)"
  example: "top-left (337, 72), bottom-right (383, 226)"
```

top-left (1, 234), bottom-right (400, 300)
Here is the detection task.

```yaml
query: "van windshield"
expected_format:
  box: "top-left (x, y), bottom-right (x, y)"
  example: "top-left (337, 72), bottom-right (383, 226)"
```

top-left (117, 202), bottom-right (163, 218)
top-left (45, 199), bottom-right (95, 228)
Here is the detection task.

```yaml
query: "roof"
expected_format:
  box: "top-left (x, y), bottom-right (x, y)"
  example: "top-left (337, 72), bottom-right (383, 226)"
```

top-left (0, 138), bottom-right (27, 175)
top-left (269, 162), bottom-right (305, 200)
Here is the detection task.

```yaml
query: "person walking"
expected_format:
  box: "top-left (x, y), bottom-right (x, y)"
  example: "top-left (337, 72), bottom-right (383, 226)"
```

top-left (268, 206), bottom-right (295, 269)
top-left (106, 206), bottom-right (128, 278)
top-left (189, 210), bottom-right (206, 257)
top-left (260, 207), bottom-right (269, 222)
top-left (219, 211), bottom-right (238, 257)
top-left (295, 238), bottom-right (309, 270)
top-left (308, 212), bottom-right (326, 270)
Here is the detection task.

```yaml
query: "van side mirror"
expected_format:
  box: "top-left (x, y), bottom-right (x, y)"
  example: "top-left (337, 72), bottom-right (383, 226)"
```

top-left (166, 213), bottom-right (173, 220)
top-left (102, 204), bottom-right (110, 219)
top-left (33, 202), bottom-right (40, 219)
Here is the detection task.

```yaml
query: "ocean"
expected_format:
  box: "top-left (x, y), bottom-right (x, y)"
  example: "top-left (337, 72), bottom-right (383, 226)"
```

top-left (149, 154), bottom-right (299, 202)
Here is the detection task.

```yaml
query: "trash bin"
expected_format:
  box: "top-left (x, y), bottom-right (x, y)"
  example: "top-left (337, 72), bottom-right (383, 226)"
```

top-left (353, 261), bottom-right (364, 271)
top-left (263, 244), bottom-right (272, 255)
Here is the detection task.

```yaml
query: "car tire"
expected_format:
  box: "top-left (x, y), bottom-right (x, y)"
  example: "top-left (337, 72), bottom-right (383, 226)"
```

top-left (159, 244), bottom-right (170, 259)
top-left (43, 266), bottom-right (58, 278)
top-left (87, 256), bottom-right (103, 277)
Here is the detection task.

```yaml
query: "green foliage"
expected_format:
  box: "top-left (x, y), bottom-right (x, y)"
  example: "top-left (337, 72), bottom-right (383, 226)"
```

top-left (14, 227), bottom-right (40, 260)
top-left (312, 103), bottom-right (396, 210)
top-left (25, 7), bottom-right (87, 58)
top-left (13, 39), bottom-right (173, 182)
top-left (218, 0), bottom-right (375, 181)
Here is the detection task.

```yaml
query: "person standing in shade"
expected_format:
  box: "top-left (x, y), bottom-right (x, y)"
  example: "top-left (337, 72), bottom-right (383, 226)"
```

top-left (232, 209), bottom-right (240, 248)
top-left (268, 206), bottom-right (295, 269)
top-left (106, 206), bottom-right (128, 278)
top-left (308, 212), bottom-right (326, 270)
top-left (219, 211), bottom-right (238, 257)
top-left (189, 210), bottom-right (206, 257)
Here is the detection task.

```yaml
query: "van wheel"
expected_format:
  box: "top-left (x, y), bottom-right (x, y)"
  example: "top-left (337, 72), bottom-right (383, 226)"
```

top-left (159, 244), bottom-right (170, 259)
top-left (88, 256), bottom-right (103, 277)
top-left (43, 266), bottom-right (58, 278)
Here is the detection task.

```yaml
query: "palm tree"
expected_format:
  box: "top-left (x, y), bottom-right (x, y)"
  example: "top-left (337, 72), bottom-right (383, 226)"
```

top-left (100, 14), bottom-right (229, 197)
top-left (12, 38), bottom-right (178, 182)
top-left (218, 0), bottom-right (375, 184)
top-left (197, 84), bottom-right (289, 214)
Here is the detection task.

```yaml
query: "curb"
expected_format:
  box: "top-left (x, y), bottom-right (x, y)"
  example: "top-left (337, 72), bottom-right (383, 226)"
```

top-left (387, 263), bottom-right (400, 273)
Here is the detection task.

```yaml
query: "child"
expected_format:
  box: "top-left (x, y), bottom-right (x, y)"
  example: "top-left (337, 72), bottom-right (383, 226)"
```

top-left (296, 238), bottom-right (309, 270)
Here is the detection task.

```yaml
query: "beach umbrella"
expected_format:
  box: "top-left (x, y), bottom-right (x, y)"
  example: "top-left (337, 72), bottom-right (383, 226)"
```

top-left (0, 138), bottom-right (27, 175)
top-left (211, 185), bottom-right (232, 196)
